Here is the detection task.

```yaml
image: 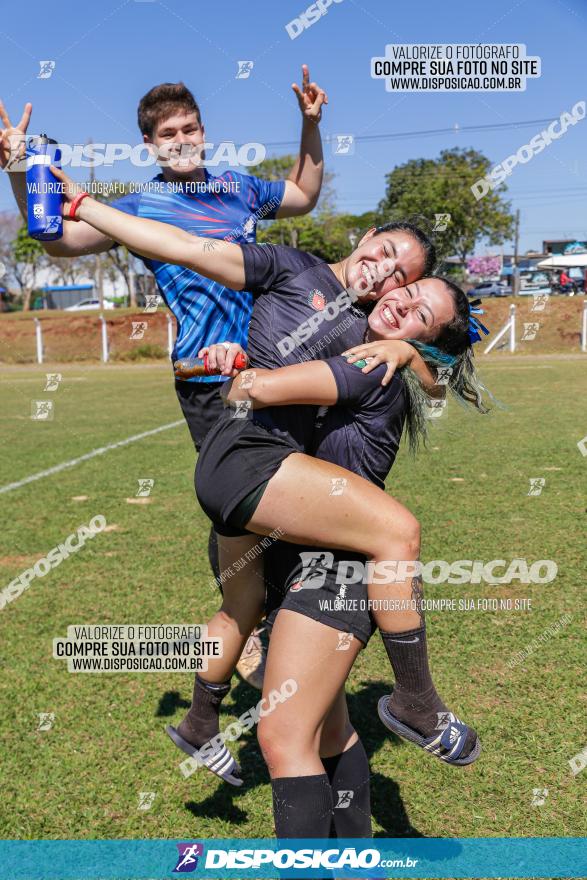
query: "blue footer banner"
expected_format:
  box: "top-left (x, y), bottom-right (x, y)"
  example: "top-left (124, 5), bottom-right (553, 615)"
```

top-left (0, 837), bottom-right (585, 878)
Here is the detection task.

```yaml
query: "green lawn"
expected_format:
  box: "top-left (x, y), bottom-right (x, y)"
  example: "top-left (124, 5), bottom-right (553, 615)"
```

top-left (0, 357), bottom-right (585, 840)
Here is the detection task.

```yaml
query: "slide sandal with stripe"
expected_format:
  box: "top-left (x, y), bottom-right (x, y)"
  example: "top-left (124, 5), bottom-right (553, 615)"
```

top-left (166, 725), bottom-right (243, 786)
top-left (377, 697), bottom-right (481, 766)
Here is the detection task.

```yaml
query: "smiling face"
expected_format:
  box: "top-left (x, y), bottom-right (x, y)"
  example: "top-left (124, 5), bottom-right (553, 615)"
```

top-left (145, 110), bottom-right (206, 177)
top-left (345, 229), bottom-right (427, 300)
top-left (368, 277), bottom-right (456, 344)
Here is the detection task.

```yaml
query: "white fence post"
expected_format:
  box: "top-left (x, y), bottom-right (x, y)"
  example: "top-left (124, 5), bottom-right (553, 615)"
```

top-left (166, 312), bottom-right (174, 356)
top-left (581, 300), bottom-right (587, 353)
top-left (34, 318), bottom-right (44, 364)
top-left (100, 315), bottom-right (109, 363)
top-left (484, 303), bottom-right (516, 355)
top-left (509, 303), bottom-right (516, 353)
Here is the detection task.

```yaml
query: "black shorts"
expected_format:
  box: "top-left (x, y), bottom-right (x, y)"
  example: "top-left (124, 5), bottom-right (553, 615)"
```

top-left (195, 410), bottom-right (374, 644)
top-left (264, 541), bottom-right (376, 646)
top-left (195, 409), bottom-right (299, 537)
top-left (175, 379), bottom-right (225, 451)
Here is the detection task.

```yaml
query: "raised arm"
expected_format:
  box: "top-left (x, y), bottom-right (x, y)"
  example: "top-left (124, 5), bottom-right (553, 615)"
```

top-left (276, 65), bottom-right (326, 218)
top-left (0, 100), bottom-right (115, 257)
top-left (52, 166), bottom-right (246, 290)
top-left (342, 340), bottom-right (443, 398)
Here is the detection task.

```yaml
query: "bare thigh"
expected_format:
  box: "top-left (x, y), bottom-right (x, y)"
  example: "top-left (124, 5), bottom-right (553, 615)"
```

top-left (258, 610), bottom-right (362, 778)
top-left (247, 453), bottom-right (418, 560)
top-left (248, 454), bottom-right (422, 632)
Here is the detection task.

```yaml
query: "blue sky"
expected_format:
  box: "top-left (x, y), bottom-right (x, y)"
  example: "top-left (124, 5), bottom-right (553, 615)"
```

top-left (1, 0), bottom-right (586, 253)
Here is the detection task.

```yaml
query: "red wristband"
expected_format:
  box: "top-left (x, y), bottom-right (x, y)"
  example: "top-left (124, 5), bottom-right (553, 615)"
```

top-left (68, 191), bottom-right (90, 221)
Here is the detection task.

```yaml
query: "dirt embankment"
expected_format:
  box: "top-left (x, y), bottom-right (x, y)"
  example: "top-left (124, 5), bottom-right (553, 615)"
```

top-left (0, 296), bottom-right (585, 363)
top-left (0, 309), bottom-right (174, 363)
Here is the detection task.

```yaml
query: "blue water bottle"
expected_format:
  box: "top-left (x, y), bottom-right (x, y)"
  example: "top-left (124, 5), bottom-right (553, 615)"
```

top-left (26, 134), bottom-right (63, 240)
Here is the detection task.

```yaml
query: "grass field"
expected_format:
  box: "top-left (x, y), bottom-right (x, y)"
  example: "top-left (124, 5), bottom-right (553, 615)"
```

top-left (0, 356), bottom-right (585, 843)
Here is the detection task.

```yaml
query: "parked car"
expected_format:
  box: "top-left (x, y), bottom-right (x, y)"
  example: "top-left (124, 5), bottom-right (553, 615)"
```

top-left (64, 298), bottom-right (116, 311)
top-left (467, 281), bottom-right (512, 297)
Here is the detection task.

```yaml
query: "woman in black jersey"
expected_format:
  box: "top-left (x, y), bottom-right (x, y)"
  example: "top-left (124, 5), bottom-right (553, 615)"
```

top-left (54, 169), bottom-right (490, 838)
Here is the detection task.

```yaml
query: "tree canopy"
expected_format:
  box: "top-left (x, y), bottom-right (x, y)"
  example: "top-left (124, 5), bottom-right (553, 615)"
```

top-left (377, 147), bottom-right (514, 264)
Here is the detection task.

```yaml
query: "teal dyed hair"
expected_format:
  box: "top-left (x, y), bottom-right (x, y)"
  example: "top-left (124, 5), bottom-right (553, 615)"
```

top-left (406, 340), bottom-right (458, 367)
top-left (396, 279), bottom-right (493, 452)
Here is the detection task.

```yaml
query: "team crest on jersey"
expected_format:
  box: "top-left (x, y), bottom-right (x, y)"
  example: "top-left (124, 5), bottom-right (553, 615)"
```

top-left (308, 289), bottom-right (326, 310)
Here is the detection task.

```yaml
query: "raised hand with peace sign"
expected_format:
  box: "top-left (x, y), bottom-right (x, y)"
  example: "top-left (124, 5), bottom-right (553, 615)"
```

top-left (291, 64), bottom-right (328, 124)
top-left (0, 101), bottom-right (32, 172)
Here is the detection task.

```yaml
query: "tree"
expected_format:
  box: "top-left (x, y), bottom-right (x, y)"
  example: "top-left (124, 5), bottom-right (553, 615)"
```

top-left (377, 148), bottom-right (514, 265)
top-left (12, 225), bottom-right (47, 311)
top-left (252, 153), bottom-right (337, 212)
top-left (46, 252), bottom-right (96, 288)
top-left (85, 181), bottom-right (137, 306)
top-left (102, 241), bottom-right (135, 305)
top-left (253, 153), bottom-right (368, 261)
top-left (257, 210), bottom-right (371, 262)
top-left (0, 213), bottom-right (21, 308)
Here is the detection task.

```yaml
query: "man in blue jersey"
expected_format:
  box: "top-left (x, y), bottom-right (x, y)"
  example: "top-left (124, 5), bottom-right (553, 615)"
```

top-left (0, 66), bottom-right (327, 686)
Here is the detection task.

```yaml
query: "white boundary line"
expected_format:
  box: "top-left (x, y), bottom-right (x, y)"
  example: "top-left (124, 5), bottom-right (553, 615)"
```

top-left (0, 420), bottom-right (185, 496)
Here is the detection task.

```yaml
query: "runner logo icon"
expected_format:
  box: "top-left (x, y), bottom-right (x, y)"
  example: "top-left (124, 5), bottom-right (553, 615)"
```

top-left (334, 789), bottom-right (354, 809)
top-left (435, 712), bottom-right (451, 730)
top-left (291, 551), bottom-right (334, 591)
top-left (173, 843), bottom-right (204, 873)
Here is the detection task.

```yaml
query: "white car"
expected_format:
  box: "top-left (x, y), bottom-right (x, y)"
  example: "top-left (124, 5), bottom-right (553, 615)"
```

top-left (64, 298), bottom-right (116, 311)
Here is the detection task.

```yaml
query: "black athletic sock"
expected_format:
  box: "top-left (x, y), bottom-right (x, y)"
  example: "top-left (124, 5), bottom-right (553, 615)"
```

top-left (322, 739), bottom-right (372, 838)
top-left (176, 674), bottom-right (230, 749)
top-left (272, 774), bottom-right (333, 838)
top-left (381, 626), bottom-right (477, 755)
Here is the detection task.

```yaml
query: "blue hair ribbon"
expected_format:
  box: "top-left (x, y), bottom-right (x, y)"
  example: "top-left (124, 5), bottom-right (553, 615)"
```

top-left (468, 298), bottom-right (490, 345)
